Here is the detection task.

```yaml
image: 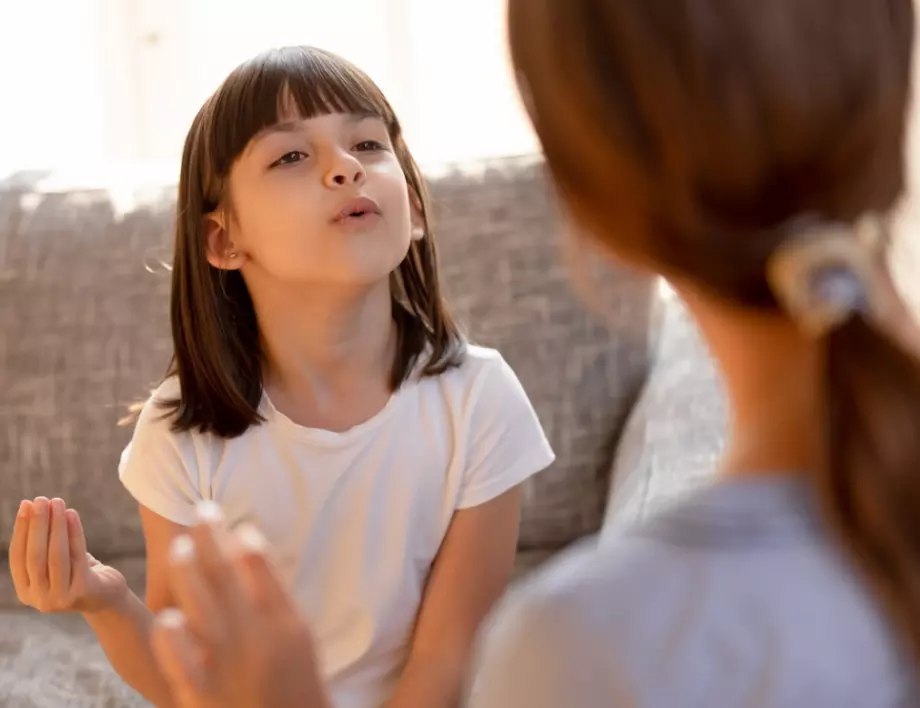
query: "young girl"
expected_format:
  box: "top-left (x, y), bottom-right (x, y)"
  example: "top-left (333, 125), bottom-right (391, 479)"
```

top-left (142, 1), bottom-right (920, 707)
top-left (7, 46), bottom-right (554, 708)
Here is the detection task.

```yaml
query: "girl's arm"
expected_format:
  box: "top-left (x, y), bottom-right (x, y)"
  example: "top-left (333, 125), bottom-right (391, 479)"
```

top-left (85, 505), bottom-right (187, 708)
top-left (385, 486), bottom-right (524, 708)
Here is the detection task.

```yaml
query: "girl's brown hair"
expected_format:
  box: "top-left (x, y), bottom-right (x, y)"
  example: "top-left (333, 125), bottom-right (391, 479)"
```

top-left (164, 46), bottom-right (463, 437)
top-left (509, 0), bottom-right (920, 664)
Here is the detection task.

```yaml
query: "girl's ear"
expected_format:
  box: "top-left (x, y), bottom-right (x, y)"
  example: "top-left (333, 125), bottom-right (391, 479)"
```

top-left (204, 211), bottom-right (245, 270)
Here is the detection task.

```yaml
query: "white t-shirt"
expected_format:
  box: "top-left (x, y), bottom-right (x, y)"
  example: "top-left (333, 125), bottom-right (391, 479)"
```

top-left (119, 345), bottom-right (555, 708)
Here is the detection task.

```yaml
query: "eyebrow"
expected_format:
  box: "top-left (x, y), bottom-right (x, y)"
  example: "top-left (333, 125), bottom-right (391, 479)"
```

top-left (253, 111), bottom-right (383, 142)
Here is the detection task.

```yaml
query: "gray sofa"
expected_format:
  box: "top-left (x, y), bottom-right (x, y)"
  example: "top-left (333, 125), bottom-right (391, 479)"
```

top-left (0, 156), bottom-right (725, 707)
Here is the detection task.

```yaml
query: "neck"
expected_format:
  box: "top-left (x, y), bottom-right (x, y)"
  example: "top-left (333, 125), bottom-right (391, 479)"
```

top-left (676, 284), bottom-right (827, 481)
top-left (251, 280), bottom-right (396, 395)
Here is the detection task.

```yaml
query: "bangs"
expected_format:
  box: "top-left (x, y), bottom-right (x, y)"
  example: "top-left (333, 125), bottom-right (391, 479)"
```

top-left (199, 46), bottom-right (397, 196)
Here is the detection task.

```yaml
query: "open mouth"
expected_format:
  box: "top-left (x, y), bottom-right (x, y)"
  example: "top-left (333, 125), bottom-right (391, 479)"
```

top-left (341, 209), bottom-right (377, 222)
top-left (335, 197), bottom-right (382, 224)
top-left (335, 196), bottom-right (381, 222)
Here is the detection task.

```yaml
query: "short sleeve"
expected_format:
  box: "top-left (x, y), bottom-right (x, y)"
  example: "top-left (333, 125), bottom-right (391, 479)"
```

top-left (457, 354), bottom-right (555, 509)
top-left (118, 383), bottom-right (203, 527)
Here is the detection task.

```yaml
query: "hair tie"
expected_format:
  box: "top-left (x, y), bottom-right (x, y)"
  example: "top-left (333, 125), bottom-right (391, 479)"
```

top-left (766, 212), bottom-right (889, 337)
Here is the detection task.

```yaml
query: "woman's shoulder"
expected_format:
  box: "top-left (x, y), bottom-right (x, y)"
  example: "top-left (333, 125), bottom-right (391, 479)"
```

top-left (475, 508), bottom-right (910, 707)
top-left (470, 538), bottom-right (636, 707)
top-left (484, 535), bottom-right (666, 641)
top-left (473, 534), bottom-right (724, 707)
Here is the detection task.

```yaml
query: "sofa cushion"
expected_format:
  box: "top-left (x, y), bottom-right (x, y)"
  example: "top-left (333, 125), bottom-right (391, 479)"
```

top-left (603, 284), bottom-right (727, 530)
top-left (0, 187), bottom-right (174, 560)
top-left (429, 158), bottom-right (655, 548)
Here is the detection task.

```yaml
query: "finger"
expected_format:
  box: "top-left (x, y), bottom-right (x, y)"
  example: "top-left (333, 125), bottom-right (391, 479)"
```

top-left (150, 609), bottom-right (210, 708)
top-left (48, 499), bottom-right (71, 598)
top-left (167, 534), bottom-right (227, 647)
top-left (190, 503), bottom-right (248, 618)
top-left (66, 509), bottom-right (88, 588)
top-left (26, 497), bottom-right (51, 592)
top-left (232, 524), bottom-right (291, 616)
top-left (9, 501), bottom-right (33, 597)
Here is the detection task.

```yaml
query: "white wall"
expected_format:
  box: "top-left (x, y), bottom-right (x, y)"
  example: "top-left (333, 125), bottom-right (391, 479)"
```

top-left (0, 0), bottom-right (537, 177)
top-left (0, 0), bottom-right (108, 174)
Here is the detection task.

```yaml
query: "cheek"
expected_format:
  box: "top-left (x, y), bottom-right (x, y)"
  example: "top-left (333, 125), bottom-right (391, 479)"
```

top-left (374, 165), bottom-right (413, 228)
top-left (239, 183), bottom-right (320, 240)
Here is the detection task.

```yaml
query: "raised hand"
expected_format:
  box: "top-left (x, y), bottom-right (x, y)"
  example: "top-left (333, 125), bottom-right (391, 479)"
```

top-left (9, 497), bottom-right (128, 614)
top-left (150, 503), bottom-right (330, 708)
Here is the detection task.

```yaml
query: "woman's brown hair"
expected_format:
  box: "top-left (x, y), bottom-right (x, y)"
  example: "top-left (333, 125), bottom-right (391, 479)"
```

top-left (509, 0), bottom-right (920, 665)
top-left (163, 46), bottom-right (463, 437)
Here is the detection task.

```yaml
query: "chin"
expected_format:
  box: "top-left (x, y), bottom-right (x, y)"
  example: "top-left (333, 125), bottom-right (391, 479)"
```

top-left (354, 240), bottom-right (412, 280)
top-left (278, 231), bottom-right (411, 287)
top-left (325, 258), bottom-right (407, 290)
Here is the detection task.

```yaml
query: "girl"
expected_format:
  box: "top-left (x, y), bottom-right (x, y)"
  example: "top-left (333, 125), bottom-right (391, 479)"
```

top-left (147, 1), bottom-right (920, 707)
top-left (7, 46), bottom-right (554, 708)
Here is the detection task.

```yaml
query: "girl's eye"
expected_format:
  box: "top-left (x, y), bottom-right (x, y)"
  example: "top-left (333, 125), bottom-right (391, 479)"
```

top-left (270, 151), bottom-right (307, 168)
top-left (355, 140), bottom-right (386, 152)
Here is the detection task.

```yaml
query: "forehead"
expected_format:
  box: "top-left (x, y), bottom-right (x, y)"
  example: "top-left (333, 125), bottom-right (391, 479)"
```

top-left (271, 95), bottom-right (383, 127)
top-left (243, 106), bottom-right (387, 156)
top-left (202, 49), bottom-right (397, 175)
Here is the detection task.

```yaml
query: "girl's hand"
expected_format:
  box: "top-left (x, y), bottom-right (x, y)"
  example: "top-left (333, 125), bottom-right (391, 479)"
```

top-left (8, 497), bottom-right (128, 615)
top-left (150, 504), bottom-right (330, 708)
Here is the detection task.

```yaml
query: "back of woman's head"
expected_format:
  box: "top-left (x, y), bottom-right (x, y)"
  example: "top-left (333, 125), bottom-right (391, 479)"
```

top-left (165, 46), bottom-right (462, 438)
top-left (509, 0), bottom-right (920, 666)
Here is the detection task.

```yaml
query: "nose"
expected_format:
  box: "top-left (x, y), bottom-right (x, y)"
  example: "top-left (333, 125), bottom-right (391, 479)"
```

top-left (323, 150), bottom-right (365, 189)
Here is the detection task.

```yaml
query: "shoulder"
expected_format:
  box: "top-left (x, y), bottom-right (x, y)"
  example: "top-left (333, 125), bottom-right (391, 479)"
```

top-left (121, 377), bottom-right (204, 467)
top-left (474, 530), bottom-right (722, 707)
top-left (130, 377), bottom-right (186, 441)
top-left (480, 529), bottom-right (715, 664)
top-left (478, 516), bottom-right (912, 707)
top-left (119, 378), bottom-right (212, 525)
top-left (412, 344), bottom-right (527, 416)
top-left (414, 345), bottom-right (553, 506)
top-left (428, 345), bottom-right (526, 402)
top-left (433, 344), bottom-right (550, 448)
top-left (435, 344), bottom-right (506, 383)
top-left (484, 535), bottom-right (667, 645)
top-left (472, 538), bottom-right (643, 708)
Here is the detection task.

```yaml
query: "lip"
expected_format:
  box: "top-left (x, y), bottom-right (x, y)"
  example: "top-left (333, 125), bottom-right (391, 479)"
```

top-left (333, 196), bottom-right (381, 222)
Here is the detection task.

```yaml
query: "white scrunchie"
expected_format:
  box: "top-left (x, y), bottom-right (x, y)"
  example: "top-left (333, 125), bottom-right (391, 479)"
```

top-left (766, 212), bottom-right (889, 337)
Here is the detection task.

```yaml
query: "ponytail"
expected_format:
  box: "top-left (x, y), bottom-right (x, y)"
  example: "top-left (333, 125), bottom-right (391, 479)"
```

top-left (768, 213), bottom-right (920, 665)
top-left (824, 310), bottom-right (920, 664)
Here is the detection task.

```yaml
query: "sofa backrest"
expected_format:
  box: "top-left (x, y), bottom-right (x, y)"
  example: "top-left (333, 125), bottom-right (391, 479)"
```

top-left (0, 157), bottom-right (656, 561)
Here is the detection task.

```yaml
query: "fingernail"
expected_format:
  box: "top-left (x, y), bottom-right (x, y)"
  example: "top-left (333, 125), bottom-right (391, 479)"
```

top-left (33, 498), bottom-right (48, 515)
top-left (196, 501), bottom-right (223, 526)
top-left (51, 499), bottom-right (65, 515)
top-left (157, 608), bottom-right (187, 629)
top-left (169, 534), bottom-right (195, 564)
top-left (17, 501), bottom-right (29, 517)
top-left (236, 523), bottom-right (267, 552)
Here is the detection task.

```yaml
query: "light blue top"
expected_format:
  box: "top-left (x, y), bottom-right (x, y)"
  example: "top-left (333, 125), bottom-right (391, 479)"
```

top-left (470, 477), bottom-right (917, 707)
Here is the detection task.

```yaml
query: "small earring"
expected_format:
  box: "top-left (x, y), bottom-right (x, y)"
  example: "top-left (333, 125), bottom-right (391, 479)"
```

top-left (411, 227), bottom-right (425, 240)
top-left (228, 251), bottom-right (238, 259)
